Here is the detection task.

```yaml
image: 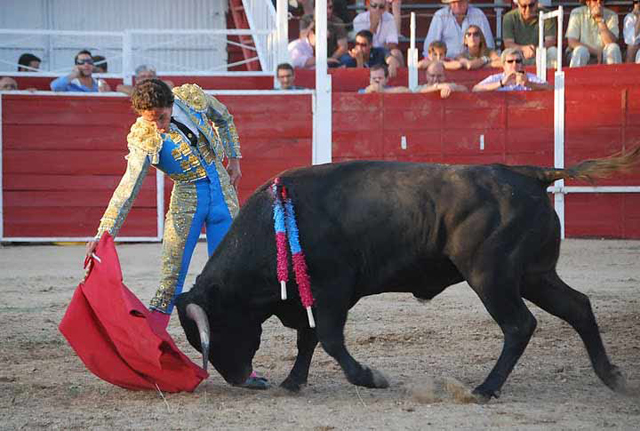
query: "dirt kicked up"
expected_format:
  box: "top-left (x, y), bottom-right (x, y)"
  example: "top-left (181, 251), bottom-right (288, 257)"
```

top-left (0, 239), bottom-right (638, 430)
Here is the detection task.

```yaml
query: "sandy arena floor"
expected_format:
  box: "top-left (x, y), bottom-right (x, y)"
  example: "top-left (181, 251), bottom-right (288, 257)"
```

top-left (0, 239), bottom-right (638, 430)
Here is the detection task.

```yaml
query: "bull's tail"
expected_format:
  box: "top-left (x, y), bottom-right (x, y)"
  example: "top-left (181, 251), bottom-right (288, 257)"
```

top-left (508, 146), bottom-right (640, 185)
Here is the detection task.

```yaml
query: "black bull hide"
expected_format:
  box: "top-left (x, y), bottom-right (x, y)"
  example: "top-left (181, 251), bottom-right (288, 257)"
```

top-left (177, 151), bottom-right (639, 401)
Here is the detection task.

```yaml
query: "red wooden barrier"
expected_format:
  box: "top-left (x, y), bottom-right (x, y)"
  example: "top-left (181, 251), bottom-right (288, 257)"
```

top-left (2, 76), bottom-right (640, 239)
top-left (1, 94), bottom-right (313, 239)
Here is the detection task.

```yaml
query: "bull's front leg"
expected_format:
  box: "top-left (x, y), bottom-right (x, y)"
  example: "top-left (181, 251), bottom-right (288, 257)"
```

top-left (281, 326), bottom-right (318, 392)
top-left (316, 307), bottom-right (389, 389)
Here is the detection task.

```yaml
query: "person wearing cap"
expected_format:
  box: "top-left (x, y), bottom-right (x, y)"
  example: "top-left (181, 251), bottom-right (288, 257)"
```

top-left (566, 0), bottom-right (621, 67)
top-left (50, 49), bottom-right (111, 92)
top-left (422, 0), bottom-right (494, 60)
top-left (624, 0), bottom-right (640, 63)
top-left (472, 48), bottom-right (552, 92)
top-left (503, 0), bottom-right (558, 68)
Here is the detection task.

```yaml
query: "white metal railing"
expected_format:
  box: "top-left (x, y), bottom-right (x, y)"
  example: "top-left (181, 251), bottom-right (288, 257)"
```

top-left (242, 0), bottom-right (278, 72)
top-left (0, 28), bottom-right (277, 78)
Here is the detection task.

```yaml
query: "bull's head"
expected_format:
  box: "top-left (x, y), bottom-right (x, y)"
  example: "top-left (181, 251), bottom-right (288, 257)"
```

top-left (175, 286), bottom-right (262, 386)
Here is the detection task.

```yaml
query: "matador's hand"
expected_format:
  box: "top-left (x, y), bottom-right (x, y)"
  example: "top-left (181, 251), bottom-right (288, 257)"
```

top-left (227, 158), bottom-right (242, 190)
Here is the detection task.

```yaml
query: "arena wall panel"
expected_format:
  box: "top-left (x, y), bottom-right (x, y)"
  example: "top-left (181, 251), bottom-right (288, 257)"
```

top-left (2, 80), bottom-right (639, 240)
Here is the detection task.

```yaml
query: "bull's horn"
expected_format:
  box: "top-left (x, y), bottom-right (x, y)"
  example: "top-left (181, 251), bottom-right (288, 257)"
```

top-left (186, 303), bottom-right (210, 372)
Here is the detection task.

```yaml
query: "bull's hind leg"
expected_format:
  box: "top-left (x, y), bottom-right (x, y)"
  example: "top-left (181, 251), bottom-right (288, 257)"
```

top-left (521, 271), bottom-right (626, 393)
top-left (315, 305), bottom-right (389, 389)
top-left (466, 271), bottom-right (538, 401)
top-left (281, 327), bottom-right (318, 392)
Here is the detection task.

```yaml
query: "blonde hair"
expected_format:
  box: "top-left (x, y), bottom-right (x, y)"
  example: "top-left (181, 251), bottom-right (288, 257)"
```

top-left (462, 25), bottom-right (491, 59)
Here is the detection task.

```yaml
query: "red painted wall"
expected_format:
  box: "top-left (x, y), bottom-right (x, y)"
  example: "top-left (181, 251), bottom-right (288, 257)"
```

top-left (2, 94), bottom-right (312, 238)
top-left (2, 72), bottom-right (640, 239)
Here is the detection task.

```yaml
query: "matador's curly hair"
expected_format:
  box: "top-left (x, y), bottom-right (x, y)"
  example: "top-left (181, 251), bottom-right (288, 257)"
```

top-left (131, 78), bottom-right (174, 112)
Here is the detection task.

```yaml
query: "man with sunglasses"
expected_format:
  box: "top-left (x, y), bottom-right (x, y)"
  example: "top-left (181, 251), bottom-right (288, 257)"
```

top-left (503, 0), bottom-right (558, 68)
top-left (566, 0), bottom-right (621, 67)
top-left (423, 0), bottom-right (494, 60)
top-left (50, 49), bottom-right (111, 92)
top-left (472, 48), bottom-right (551, 92)
top-left (353, 0), bottom-right (404, 67)
top-left (338, 29), bottom-right (401, 77)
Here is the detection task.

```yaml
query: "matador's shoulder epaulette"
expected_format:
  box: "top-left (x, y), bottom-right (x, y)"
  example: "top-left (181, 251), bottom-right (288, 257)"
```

top-left (127, 117), bottom-right (163, 162)
top-left (172, 83), bottom-right (207, 112)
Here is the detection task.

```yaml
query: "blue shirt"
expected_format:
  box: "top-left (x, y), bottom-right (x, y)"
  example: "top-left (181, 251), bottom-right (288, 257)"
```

top-left (339, 47), bottom-right (388, 68)
top-left (50, 75), bottom-right (99, 92)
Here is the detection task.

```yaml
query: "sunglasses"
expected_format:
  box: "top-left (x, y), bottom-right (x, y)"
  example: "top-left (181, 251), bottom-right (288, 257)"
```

top-left (466, 31), bottom-right (480, 37)
top-left (76, 59), bottom-right (94, 65)
top-left (370, 3), bottom-right (386, 9)
top-left (506, 59), bottom-right (523, 64)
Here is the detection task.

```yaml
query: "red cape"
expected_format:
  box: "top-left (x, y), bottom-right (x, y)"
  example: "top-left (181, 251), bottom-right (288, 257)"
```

top-left (59, 234), bottom-right (208, 392)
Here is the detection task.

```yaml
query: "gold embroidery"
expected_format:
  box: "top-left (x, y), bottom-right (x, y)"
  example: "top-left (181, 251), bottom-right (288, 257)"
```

top-left (172, 84), bottom-right (207, 111)
top-left (214, 158), bottom-right (240, 218)
top-left (149, 181), bottom-right (198, 312)
top-left (127, 117), bottom-right (163, 164)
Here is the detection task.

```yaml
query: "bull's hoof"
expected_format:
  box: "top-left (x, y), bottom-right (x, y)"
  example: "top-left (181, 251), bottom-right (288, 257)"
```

top-left (280, 377), bottom-right (304, 392)
top-left (604, 365), bottom-right (629, 395)
top-left (360, 366), bottom-right (389, 389)
top-left (471, 386), bottom-right (500, 404)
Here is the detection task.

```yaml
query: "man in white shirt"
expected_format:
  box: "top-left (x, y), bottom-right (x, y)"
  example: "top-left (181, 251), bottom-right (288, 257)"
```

top-left (353, 0), bottom-right (404, 66)
top-left (288, 14), bottom-right (317, 69)
top-left (423, 0), bottom-right (495, 59)
top-left (624, 1), bottom-right (640, 63)
top-left (473, 48), bottom-right (552, 92)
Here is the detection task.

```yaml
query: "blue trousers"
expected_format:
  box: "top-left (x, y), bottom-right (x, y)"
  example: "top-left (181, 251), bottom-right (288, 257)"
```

top-left (149, 176), bottom-right (233, 314)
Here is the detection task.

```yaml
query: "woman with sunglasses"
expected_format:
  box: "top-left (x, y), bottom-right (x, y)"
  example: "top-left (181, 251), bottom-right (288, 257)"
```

top-left (456, 25), bottom-right (501, 69)
top-left (50, 49), bottom-right (111, 92)
top-left (472, 47), bottom-right (551, 92)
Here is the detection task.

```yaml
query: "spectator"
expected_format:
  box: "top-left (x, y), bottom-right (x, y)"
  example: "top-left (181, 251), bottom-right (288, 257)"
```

top-left (338, 29), bottom-right (401, 77)
top-left (93, 55), bottom-right (108, 73)
top-left (624, 0), bottom-right (640, 63)
top-left (503, 0), bottom-right (558, 68)
top-left (359, 63), bottom-right (408, 93)
top-left (417, 40), bottom-right (466, 70)
top-left (456, 25), bottom-right (501, 69)
top-left (423, 0), bottom-right (494, 60)
top-left (416, 61), bottom-right (468, 98)
top-left (353, 0), bottom-right (404, 66)
top-left (276, 63), bottom-right (307, 89)
top-left (473, 48), bottom-right (552, 92)
top-left (18, 53), bottom-right (41, 72)
top-left (116, 65), bottom-right (174, 95)
top-left (288, 14), bottom-right (316, 69)
top-left (566, 0), bottom-right (621, 67)
top-left (327, 0), bottom-right (349, 66)
top-left (50, 50), bottom-right (111, 92)
top-left (0, 77), bottom-right (19, 91)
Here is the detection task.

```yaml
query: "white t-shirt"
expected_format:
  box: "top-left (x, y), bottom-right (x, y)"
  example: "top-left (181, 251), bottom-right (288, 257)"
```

top-left (353, 11), bottom-right (399, 48)
top-left (623, 12), bottom-right (640, 46)
top-left (423, 6), bottom-right (495, 59)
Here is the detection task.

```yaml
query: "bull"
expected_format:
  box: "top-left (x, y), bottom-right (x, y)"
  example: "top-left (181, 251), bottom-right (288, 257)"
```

top-left (176, 148), bottom-right (639, 401)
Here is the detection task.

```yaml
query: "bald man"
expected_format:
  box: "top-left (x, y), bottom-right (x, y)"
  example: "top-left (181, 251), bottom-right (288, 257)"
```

top-left (416, 62), bottom-right (468, 98)
top-left (0, 76), bottom-right (18, 91)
